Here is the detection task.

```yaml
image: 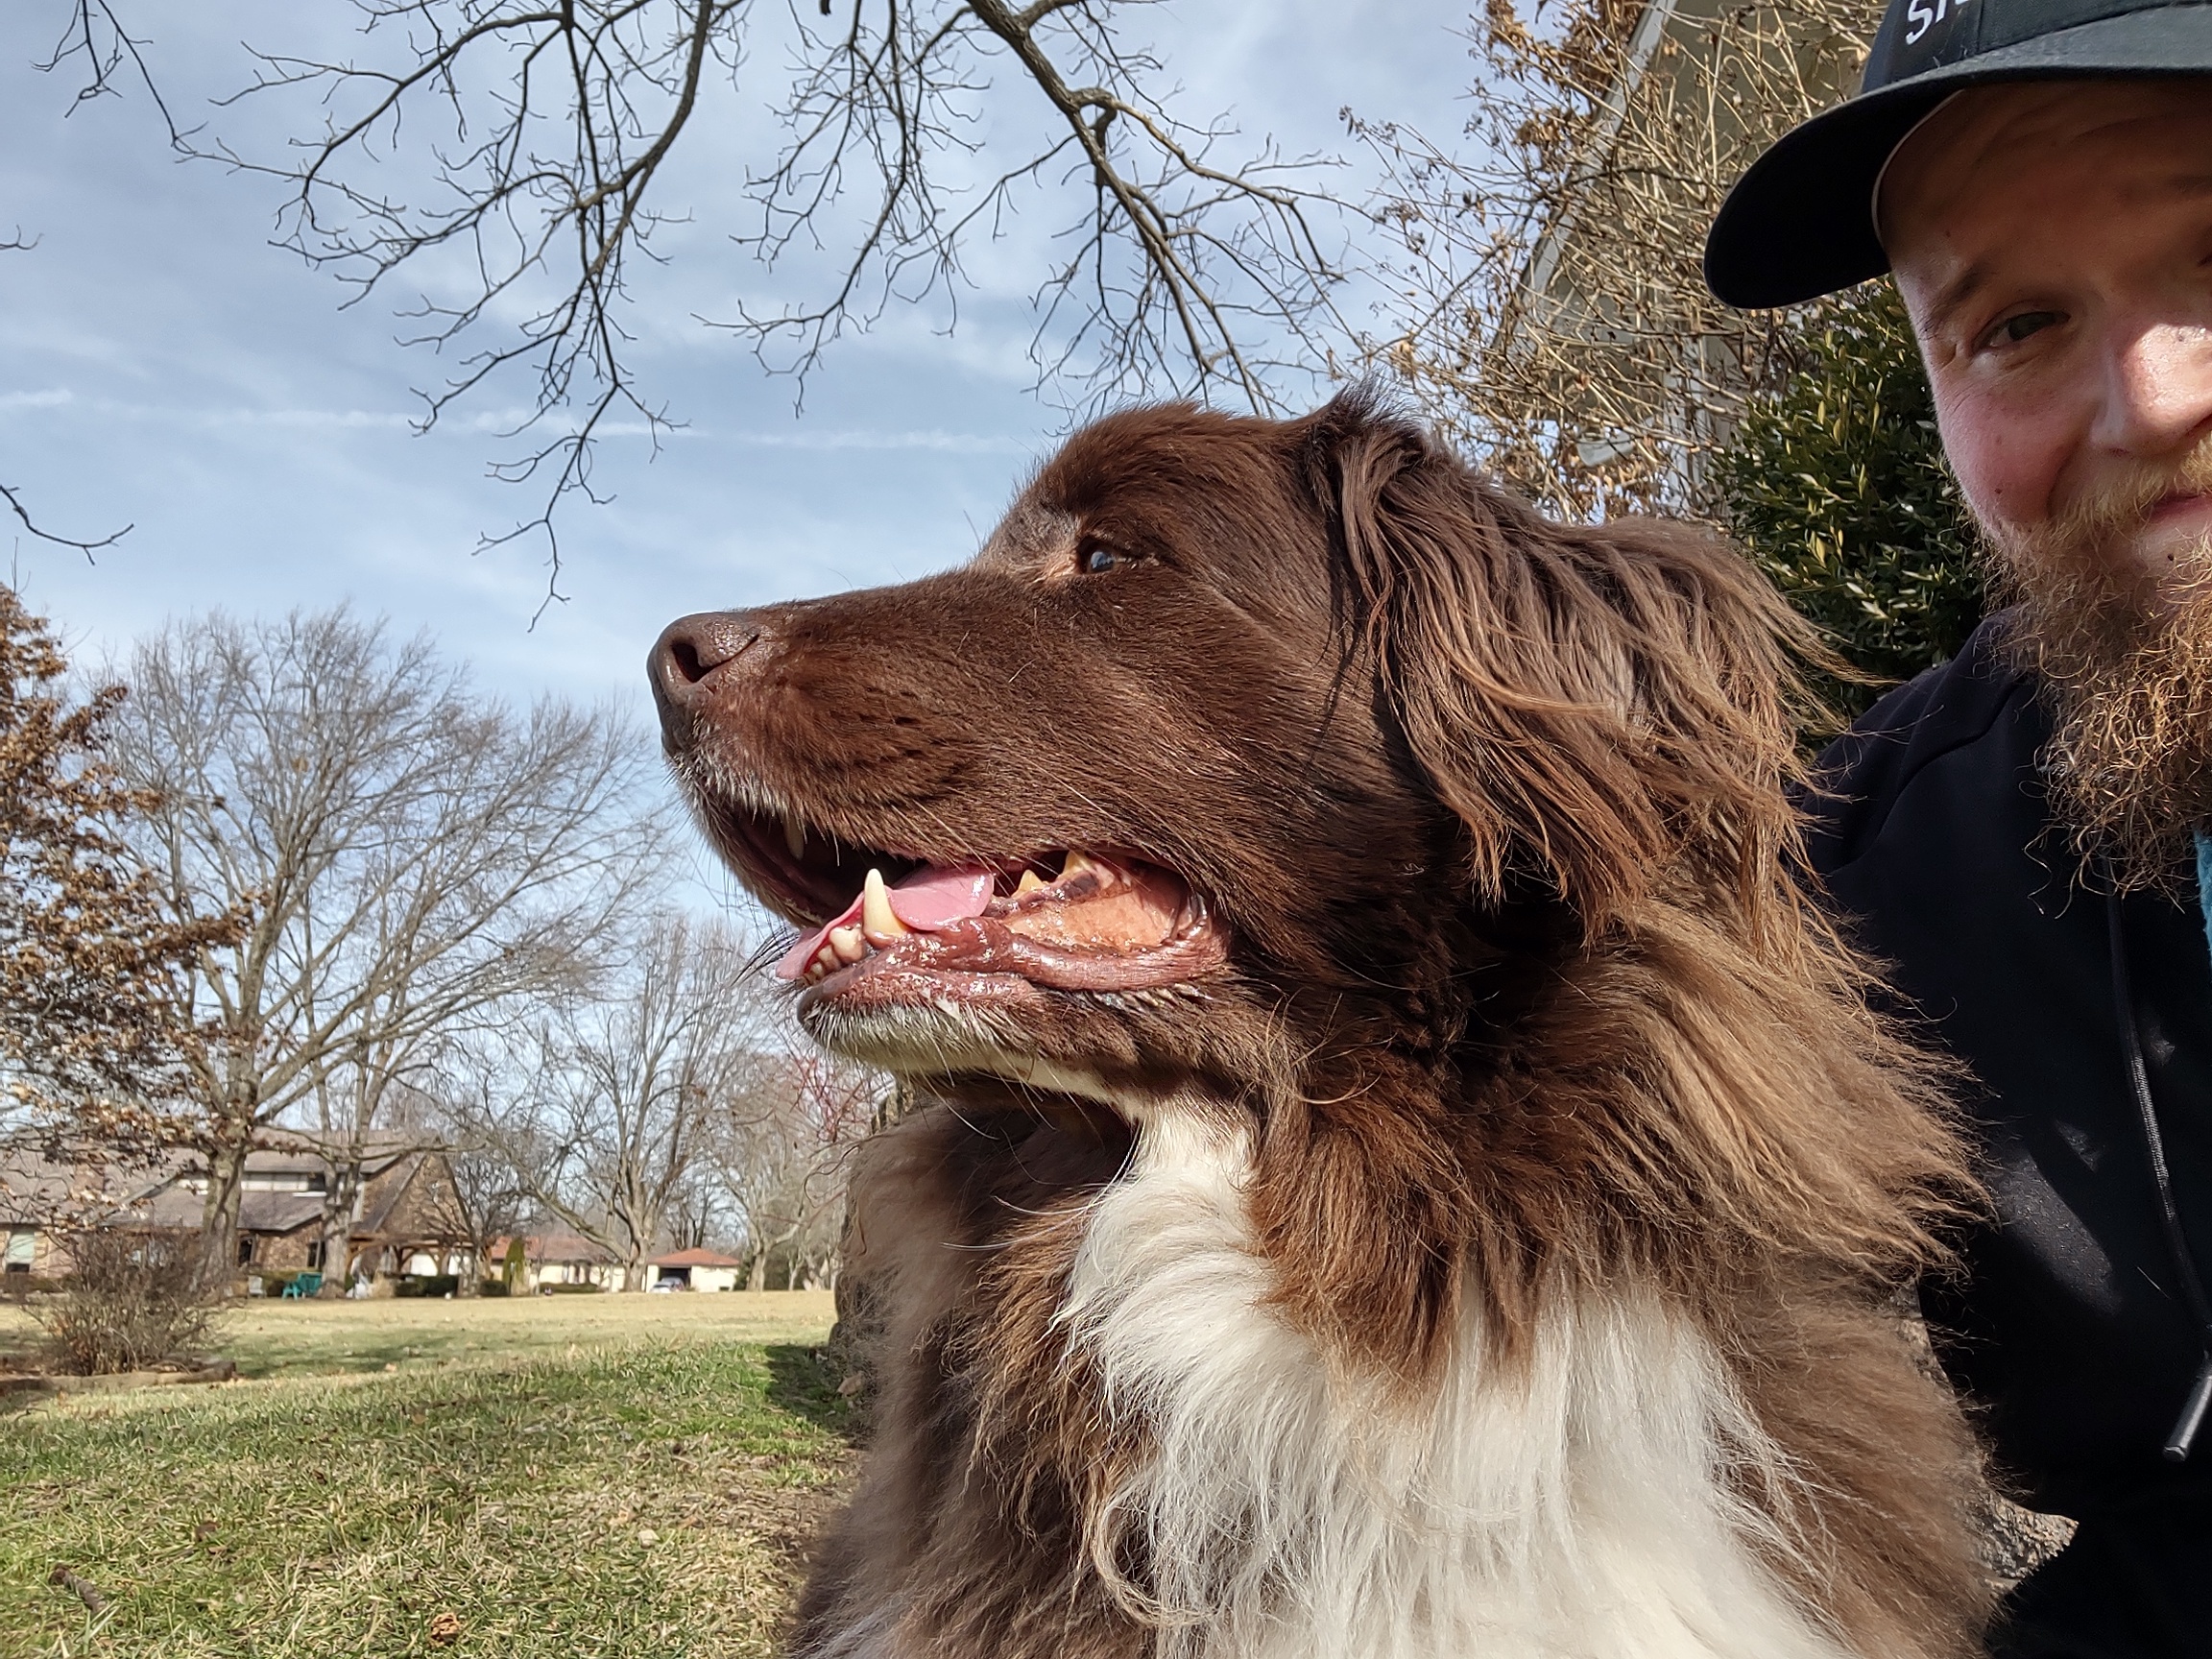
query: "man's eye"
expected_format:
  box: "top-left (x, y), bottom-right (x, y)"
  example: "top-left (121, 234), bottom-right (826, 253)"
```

top-left (1079, 544), bottom-right (1120, 574)
top-left (1992, 310), bottom-right (2061, 347)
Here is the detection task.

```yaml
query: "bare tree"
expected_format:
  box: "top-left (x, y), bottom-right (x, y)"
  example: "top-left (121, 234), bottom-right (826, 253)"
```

top-left (709, 1046), bottom-right (880, 1290)
top-left (103, 608), bottom-right (667, 1282)
top-left (1358, 0), bottom-right (1878, 521)
top-left (420, 1069), bottom-right (532, 1297)
top-left (169, 0), bottom-right (1344, 589)
top-left (480, 912), bottom-right (773, 1289)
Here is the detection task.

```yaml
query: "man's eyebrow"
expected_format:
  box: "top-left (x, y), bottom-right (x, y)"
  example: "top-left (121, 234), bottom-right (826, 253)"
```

top-left (1920, 260), bottom-right (1990, 340)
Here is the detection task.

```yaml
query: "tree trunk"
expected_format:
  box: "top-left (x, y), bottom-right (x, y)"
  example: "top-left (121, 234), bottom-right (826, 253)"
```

top-left (197, 1134), bottom-right (250, 1289)
top-left (747, 1247), bottom-right (766, 1292)
top-left (318, 1151), bottom-right (363, 1293)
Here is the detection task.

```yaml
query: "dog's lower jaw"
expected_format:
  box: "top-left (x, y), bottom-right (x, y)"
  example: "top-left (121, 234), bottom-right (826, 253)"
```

top-left (805, 1106), bottom-right (1883, 1659)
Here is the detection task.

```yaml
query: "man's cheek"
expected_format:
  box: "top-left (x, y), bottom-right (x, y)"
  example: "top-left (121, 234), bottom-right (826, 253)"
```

top-left (1933, 380), bottom-right (2059, 545)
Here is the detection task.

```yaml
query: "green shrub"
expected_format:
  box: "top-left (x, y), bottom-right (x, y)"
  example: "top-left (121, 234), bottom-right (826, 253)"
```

top-left (477, 1278), bottom-right (511, 1297)
top-left (543, 1282), bottom-right (607, 1295)
top-left (1716, 279), bottom-right (1984, 724)
top-left (393, 1273), bottom-right (461, 1299)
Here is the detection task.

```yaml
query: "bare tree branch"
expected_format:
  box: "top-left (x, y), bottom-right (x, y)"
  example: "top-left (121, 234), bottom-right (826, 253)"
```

top-left (33, 0), bottom-right (185, 140)
top-left (182, 1), bottom-right (1345, 598)
top-left (1354, 0), bottom-right (1870, 522)
top-left (11, 11), bottom-right (166, 558)
top-left (0, 482), bottom-right (131, 560)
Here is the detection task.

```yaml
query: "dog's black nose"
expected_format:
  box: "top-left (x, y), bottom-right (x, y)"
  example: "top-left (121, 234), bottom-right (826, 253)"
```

top-left (648, 610), bottom-right (765, 751)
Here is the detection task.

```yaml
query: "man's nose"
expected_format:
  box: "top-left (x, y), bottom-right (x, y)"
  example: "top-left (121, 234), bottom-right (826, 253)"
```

top-left (647, 610), bottom-right (769, 751)
top-left (2092, 318), bottom-right (2212, 460)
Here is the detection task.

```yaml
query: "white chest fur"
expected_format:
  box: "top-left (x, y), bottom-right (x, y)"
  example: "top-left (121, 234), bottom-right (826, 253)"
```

top-left (1055, 1113), bottom-right (1857, 1659)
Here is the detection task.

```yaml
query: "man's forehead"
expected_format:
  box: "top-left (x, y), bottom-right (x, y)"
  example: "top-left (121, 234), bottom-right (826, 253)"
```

top-left (1881, 77), bottom-right (2212, 324)
top-left (1882, 77), bottom-right (2212, 235)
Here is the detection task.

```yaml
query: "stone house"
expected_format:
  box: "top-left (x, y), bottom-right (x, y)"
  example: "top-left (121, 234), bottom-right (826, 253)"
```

top-left (1, 1139), bottom-right (471, 1287)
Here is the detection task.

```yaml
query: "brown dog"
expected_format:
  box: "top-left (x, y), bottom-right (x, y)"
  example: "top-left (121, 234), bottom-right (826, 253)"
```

top-left (649, 394), bottom-right (1990, 1659)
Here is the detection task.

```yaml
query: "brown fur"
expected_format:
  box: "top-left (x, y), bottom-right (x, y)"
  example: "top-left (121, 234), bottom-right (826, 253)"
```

top-left (653, 393), bottom-right (1994, 1657)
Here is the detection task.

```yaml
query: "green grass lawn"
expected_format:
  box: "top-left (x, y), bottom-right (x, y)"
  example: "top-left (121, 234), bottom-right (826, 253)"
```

top-left (0, 1293), bottom-right (851, 1657)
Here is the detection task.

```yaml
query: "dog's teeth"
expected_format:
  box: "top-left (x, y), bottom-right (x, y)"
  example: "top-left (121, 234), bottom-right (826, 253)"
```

top-left (830, 926), bottom-right (866, 965)
top-left (932, 998), bottom-right (961, 1019)
top-left (861, 868), bottom-right (911, 943)
top-left (1061, 850), bottom-right (1108, 882)
top-left (1014, 868), bottom-right (1046, 898)
top-left (783, 815), bottom-right (806, 860)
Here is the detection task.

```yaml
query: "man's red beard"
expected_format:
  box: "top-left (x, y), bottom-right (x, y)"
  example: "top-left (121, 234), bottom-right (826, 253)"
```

top-left (1989, 442), bottom-right (2212, 893)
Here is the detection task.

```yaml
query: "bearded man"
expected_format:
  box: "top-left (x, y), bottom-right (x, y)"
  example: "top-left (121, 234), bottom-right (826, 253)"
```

top-left (1705, 6), bottom-right (2212, 1654)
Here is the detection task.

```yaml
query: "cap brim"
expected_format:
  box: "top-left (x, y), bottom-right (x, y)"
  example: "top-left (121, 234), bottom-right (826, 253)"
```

top-left (1704, 7), bottom-right (2212, 309)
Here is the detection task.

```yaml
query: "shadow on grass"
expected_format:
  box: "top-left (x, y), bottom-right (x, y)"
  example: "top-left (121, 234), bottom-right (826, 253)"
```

top-left (765, 1344), bottom-right (858, 1442)
top-left (227, 1334), bottom-right (426, 1381)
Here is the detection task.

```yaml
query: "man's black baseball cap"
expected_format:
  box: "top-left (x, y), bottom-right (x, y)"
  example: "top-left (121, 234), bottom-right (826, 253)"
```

top-left (1704, 0), bottom-right (2212, 308)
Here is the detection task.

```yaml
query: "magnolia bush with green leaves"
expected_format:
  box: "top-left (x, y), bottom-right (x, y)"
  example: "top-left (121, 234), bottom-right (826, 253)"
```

top-left (1716, 281), bottom-right (1984, 723)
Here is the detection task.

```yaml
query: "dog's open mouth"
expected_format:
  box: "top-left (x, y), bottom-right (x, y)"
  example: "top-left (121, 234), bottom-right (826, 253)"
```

top-left (711, 804), bottom-right (1228, 1007)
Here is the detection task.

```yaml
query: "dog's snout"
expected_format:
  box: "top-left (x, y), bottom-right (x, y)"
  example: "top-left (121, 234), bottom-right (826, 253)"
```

top-left (648, 610), bottom-right (766, 749)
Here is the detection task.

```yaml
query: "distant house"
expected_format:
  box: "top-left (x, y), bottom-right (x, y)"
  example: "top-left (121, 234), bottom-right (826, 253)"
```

top-left (0, 1155), bottom-right (125, 1280)
top-left (0, 1139), bottom-right (471, 1289)
top-left (647, 1247), bottom-right (746, 1293)
top-left (137, 1139), bottom-right (470, 1284)
top-left (496, 1232), bottom-right (623, 1291)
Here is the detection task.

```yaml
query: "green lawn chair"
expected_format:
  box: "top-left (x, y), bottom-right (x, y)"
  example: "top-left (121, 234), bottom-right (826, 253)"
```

top-left (281, 1272), bottom-right (324, 1299)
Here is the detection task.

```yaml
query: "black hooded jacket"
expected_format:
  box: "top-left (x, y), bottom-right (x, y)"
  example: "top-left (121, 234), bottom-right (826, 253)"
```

top-left (1806, 615), bottom-right (2212, 1655)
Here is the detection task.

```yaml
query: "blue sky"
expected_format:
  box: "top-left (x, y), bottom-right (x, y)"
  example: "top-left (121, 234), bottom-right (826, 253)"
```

top-left (1, 0), bottom-right (1479, 913)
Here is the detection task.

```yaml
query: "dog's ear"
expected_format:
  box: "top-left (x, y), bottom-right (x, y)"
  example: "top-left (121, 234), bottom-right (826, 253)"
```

top-left (1301, 394), bottom-right (1815, 931)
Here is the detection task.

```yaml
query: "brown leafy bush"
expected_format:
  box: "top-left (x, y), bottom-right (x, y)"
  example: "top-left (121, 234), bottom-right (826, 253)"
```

top-left (30, 1228), bottom-right (224, 1375)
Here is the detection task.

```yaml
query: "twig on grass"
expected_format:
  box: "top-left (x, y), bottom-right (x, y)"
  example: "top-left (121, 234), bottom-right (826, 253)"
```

top-left (47, 1564), bottom-right (108, 1615)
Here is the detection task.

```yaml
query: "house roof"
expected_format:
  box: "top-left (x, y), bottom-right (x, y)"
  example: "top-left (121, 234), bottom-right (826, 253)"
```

top-left (494, 1231), bottom-right (619, 1265)
top-left (1, 1151), bottom-right (188, 1228)
top-left (239, 1192), bottom-right (326, 1234)
top-left (649, 1247), bottom-right (745, 1269)
top-left (237, 1132), bottom-right (426, 1179)
top-left (89, 1172), bottom-right (326, 1236)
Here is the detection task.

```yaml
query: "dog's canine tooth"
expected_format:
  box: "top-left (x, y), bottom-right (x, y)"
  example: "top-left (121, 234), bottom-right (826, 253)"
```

top-left (783, 814), bottom-right (806, 860)
top-left (862, 868), bottom-right (911, 943)
top-left (1061, 849), bottom-right (1108, 882)
top-left (1014, 868), bottom-right (1047, 898)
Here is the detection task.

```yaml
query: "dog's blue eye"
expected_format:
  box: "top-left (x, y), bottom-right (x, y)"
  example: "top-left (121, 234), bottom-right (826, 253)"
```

top-left (1081, 545), bottom-right (1119, 574)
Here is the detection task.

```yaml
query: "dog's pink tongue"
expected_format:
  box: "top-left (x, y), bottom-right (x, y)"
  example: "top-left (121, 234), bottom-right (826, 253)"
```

top-left (885, 864), bottom-right (999, 929)
top-left (773, 864), bottom-right (998, 980)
